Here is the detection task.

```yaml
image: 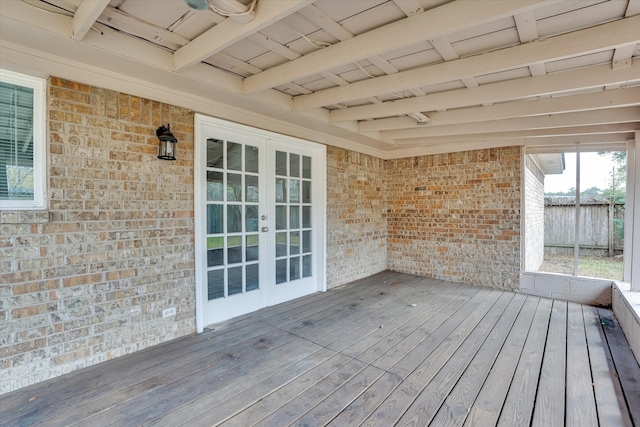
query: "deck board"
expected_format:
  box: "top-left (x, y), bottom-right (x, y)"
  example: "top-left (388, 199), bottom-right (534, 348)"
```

top-left (250, 359), bottom-right (369, 427)
top-left (463, 295), bottom-right (539, 427)
top-left (2, 320), bottom-right (280, 425)
top-left (598, 307), bottom-right (640, 426)
top-left (497, 297), bottom-right (552, 427)
top-left (1, 271), bottom-right (638, 427)
top-left (316, 280), bottom-right (456, 348)
top-left (363, 286), bottom-right (485, 370)
top-left (336, 283), bottom-right (472, 360)
top-left (566, 302), bottom-right (599, 427)
top-left (428, 293), bottom-right (527, 427)
top-left (157, 347), bottom-right (338, 426)
top-left (531, 299), bottom-right (567, 427)
top-left (395, 292), bottom-right (520, 426)
top-left (323, 281), bottom-right (465, 351)
top-left (583, 306), bottom-right (633, 427)
top-left (360, 290), bottom-right (506, 427)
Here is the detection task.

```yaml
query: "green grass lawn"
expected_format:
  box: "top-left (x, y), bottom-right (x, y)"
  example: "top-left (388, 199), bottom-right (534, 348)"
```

top-left (539, 253), bottom-right (623, 280)
top-left (208, 235), bottom-right (260, 250)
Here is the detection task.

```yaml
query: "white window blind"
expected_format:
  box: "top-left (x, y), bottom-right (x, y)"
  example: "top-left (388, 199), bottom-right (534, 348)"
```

top-left (0, 70), bottom-right (46, 210)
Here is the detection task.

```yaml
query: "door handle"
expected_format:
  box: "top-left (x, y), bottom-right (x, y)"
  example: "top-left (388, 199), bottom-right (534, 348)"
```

top-left (261, 227), bottom-right (269, 232)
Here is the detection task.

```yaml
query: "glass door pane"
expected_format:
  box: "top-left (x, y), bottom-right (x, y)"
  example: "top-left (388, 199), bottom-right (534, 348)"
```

top-left (206, 138), bottom-right (261, 300)
top-left (577, 151), bottom-right (625, 280)
top-left (537, 152), bottom-right (576, 276)
top-left (274, 151), bottom-right (313, 285)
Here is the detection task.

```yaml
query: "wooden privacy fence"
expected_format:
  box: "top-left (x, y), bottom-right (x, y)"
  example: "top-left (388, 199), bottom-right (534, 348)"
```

top-left (544, 197), bottom-right (624, 257)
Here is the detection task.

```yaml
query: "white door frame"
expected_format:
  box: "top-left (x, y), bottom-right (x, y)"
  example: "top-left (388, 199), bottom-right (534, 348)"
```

top-left (194, 114), bottom-right (326, 333)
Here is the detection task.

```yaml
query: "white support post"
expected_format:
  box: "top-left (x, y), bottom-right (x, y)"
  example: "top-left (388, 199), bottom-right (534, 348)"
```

top-left (627, 134), bottom-right (640, 291)
top-left (574, 150), bottom-right (581, 276)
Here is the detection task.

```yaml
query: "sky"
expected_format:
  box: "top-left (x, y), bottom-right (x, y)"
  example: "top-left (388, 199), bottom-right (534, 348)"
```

top-left (543, 151), bottom-right (621, 194)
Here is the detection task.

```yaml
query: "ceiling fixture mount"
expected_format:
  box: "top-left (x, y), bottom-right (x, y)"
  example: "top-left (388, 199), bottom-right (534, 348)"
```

top-left (184, 0), bottom-right (209, 11)
top-left (409, 112), bottom-right (430, 126)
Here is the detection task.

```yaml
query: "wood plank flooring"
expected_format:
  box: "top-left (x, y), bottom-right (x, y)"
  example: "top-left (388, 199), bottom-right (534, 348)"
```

top-left (2, 271), bottom-right (639, 427)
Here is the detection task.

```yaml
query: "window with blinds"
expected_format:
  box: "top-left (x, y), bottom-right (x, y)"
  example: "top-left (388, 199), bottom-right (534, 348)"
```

top-left (0, 70), bottom-right (46, 210)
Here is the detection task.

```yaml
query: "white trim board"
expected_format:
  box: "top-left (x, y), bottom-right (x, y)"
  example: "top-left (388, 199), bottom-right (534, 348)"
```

top-left (520, 271), bottom-right (612, 306)
top-left (612, 282), bottom-right (640, 365)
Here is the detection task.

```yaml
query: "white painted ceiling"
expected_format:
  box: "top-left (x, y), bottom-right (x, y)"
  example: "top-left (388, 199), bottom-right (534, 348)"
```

top-left (1, 0), bottom-right (639, 158)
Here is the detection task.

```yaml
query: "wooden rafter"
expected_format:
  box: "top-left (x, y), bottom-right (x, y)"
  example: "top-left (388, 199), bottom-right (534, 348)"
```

top-left (382, 107), bottom-right (640, 140)
top-left (2, 0), bottom-right (638, 158)
top-left (514, 10), bottom-right (539, 43)
top-left (358, 87), bottom-right (640, 132)
top-left (330, 61), bottom-right (640, 122)
top-left (296, 14), bottom-right (640, 111)
top-left (391, 123), bottom-right (640, 146)
top-left (71, 0), bottom-right (109, 41)
top-left (173, 0), bottom-right (312, 72)
top-left (243, 0), bottom-right (554, 94)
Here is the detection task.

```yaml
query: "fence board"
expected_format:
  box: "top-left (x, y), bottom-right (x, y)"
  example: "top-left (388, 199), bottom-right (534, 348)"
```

top-left (544, 201), bottom-right (624, 256)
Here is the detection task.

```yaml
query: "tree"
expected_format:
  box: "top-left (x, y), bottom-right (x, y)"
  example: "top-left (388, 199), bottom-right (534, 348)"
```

top-left (598, 151), bottom-right (626, 243)
top-left (581, 186), bottom-right (602, 197)
top-left (598, 151), bottom-right (626, 204)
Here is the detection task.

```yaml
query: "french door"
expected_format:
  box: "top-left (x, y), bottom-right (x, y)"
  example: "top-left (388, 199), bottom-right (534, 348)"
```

top-left (194, 115), bottom-right (326, 330)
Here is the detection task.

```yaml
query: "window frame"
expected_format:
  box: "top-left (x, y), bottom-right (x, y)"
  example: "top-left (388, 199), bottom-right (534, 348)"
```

top-left (523, 145), bottom-right (630, 282)
top-left (0, 69), bottom-right (47, 210)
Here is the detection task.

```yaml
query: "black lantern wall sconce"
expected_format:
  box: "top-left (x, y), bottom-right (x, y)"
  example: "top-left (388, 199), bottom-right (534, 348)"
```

top-left (156, 124), bottom-right (178, 161)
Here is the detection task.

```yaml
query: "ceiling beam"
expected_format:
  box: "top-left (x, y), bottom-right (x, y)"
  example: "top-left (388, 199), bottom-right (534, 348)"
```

top-left (173, 0), bottom-right (312, 72)
top-left (401, 134), bottom-right (632, 151)
top-left (428, 36), bottom-right (479, 90)
top-left (393, 123), bottom-right (640, 146)
top-left (390, 138), bottom-right (628, 158)
top-left (358, 86), bottom-right (640, 132)
top-left (525, 143), bottom-right (629, 155)
top-left (0, 0), bottom-right (300, 117)
top-left (100, 6), bottom-right (191, 47)
top-left (382, 107), bottom-right (640, 140)
top-left (297, 4), bottom-right (400, 79)
top-left (297, 4), bottom-right (353, 41)
top-left (296, 14), bottom-right (640, 110)
top-left (331, 61), bottom-right (640, 122)
top-left (429, 36), bottom-right (459, 61)
top-left (391, 0), bottom-right (424, 17)
top-left (71, 0), bottom-right (110, 41)
top-left (243, 0), bottom-right (554, 94)
top-left (514, 10), bottom-right (539, 42)
top-left (626, 0), bottom-right (640, 17)
top-left (247, 33), bottom-right (301, 60)
top-left (524, 133), bottom-right (635, 146)
top-left (386, 140), bottom-right (526, 159)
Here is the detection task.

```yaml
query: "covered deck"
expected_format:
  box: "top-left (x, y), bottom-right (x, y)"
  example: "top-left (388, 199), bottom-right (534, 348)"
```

top-left (2, 271), bottom-right (639, 426)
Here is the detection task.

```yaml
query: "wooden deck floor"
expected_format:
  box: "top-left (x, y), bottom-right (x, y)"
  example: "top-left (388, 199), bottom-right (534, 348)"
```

top-left (2, 271), bottom-right (639, 427)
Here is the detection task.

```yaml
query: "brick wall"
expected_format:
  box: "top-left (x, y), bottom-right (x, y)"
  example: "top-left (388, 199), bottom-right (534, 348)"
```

top-left (1, 78), bottom-right (196, 393)
top-left (1, 77), bottom-right (528, 394)
top-left (524, 155), bottom-right (545, 270)
top-left (326, 147), bottom-right (387, 288)
top-left (385, 147), bottom-right (522, 290)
